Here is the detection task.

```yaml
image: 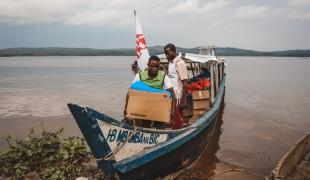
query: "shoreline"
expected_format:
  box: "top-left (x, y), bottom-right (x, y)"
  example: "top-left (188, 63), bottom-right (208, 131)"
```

top-left (1, 46), bottom-right (310, 57)
top-left (0, 114), bottom-right (82, 149)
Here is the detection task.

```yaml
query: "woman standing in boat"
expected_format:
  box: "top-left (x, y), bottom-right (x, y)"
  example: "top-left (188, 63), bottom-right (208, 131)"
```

top-left (164, 43), bottom-right (189, 128)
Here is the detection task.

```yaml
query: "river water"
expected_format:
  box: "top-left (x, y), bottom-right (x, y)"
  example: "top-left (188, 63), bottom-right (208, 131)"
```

top-left (0, 56), bottom-right (309, 177)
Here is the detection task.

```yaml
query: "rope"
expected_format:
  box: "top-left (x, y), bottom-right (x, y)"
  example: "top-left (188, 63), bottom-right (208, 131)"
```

top-left (83, 107), bottom-right (88, 113)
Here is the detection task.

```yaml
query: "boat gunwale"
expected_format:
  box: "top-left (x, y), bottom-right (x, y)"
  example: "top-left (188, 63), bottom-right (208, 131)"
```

top-left (270, 133), bottom-right (310, 179)
top-left (113, 75), bottom-right (226, 173)
top-left (93, 115), bottom-right (193, 134)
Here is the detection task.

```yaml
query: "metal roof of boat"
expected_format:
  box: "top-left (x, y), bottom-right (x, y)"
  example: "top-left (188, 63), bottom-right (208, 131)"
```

top-left (157, 52), bottom-right (220, 63)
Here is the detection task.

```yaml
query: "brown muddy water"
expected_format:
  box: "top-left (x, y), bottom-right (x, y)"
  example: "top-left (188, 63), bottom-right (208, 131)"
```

top-left (0, 56), bottom-right (309, 178)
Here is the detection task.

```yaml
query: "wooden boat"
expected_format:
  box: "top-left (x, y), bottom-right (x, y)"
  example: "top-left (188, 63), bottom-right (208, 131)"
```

top-left (267, 133), bottom-right (310, 179)
top-left (68, 47), bottom-right (227, 179)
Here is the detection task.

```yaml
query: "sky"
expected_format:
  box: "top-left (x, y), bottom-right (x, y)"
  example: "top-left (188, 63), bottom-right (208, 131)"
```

top-left (0, 0), bottom-right (309, 51)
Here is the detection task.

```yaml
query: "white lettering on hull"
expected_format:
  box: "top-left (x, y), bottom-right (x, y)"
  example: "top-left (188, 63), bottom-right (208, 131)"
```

top-left (97, 120), bottom-right (168, 161)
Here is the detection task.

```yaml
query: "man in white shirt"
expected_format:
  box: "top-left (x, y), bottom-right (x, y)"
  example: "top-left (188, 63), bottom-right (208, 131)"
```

top-left (164, 43), bottom-right (188, 128)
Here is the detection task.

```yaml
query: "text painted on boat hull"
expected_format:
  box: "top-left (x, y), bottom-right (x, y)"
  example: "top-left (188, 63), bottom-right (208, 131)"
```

top-left (106, 129), bottom-right (160, 144)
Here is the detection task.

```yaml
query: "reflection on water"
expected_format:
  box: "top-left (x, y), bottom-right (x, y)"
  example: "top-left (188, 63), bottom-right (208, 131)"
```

top-left (175, 95), bottom-right (225, 179)
top-left (219, 57), bottom-right (310, 174)
top-left (0, 56), bottom-right (310, 177)
top-left (0, 56), bottom-right (135, 119)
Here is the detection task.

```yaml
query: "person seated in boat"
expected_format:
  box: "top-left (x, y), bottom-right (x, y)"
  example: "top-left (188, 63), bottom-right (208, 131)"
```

top-left (132, 55), bottom-right (173, 91)
top-left (125, 55), bottom-right (174, 128)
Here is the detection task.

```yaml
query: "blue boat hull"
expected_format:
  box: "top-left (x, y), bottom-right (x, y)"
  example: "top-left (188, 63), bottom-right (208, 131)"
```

top-left (67, 76), bottom-right (225, 179)
top-left (117, 108), bottom-right (223, 179)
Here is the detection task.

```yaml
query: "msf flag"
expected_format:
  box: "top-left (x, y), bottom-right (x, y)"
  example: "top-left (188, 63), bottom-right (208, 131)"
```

top-left (135, 10), bottom-right (150, 71)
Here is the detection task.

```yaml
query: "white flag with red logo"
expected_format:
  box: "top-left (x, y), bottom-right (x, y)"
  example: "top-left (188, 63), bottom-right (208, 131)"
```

top-left (135, 10), bottom-right (150, 71)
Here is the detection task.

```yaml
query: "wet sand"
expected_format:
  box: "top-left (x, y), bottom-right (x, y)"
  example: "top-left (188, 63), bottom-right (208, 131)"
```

top-left (176, 161), bottom-right (264, 180)
top-left (0, 115), bottom-right (82, 148)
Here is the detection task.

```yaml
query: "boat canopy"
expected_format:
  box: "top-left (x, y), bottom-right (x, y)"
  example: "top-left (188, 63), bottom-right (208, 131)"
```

top-left (157, 53), bottom-right (220, 64)
top-left (181, 53), bottom-right (219, 63)
top-left (158, 46), bottom-right (227, 65)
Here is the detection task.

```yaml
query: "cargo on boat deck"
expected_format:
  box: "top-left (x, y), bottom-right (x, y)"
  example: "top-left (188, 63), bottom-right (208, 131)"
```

top-left (192, 90), bottom-right (210, 100)
top-left (193, 109), bottom-right (208, 116)
top-left (191, 90), bottom-right (210, 115)
top-left (125, 89), bottom-right (172, 123)
top-left (193, 99), bottom-right (210, 110)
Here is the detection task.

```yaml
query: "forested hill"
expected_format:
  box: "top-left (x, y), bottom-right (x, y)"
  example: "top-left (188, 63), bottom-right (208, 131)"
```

top-left (0, 46), bottom-right (309, 57)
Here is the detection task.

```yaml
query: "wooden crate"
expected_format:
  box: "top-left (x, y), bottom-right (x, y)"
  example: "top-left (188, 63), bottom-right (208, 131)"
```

top-left (192, 99), bottom-right (210, 110)
top-left (193, 109), bottom-right (208, 115)
top-left (192, 90), bottom-right (210, 100)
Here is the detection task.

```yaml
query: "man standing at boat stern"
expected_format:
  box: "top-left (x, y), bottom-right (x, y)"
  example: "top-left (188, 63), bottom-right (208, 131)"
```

top-left (164, 43), bottom-right (188, 129)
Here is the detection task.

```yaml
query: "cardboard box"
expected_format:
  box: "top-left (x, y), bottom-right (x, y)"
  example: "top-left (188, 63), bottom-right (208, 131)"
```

top-left (192, 90), bottom-right (210, 100)
top-left (125, 89), bottom-right (171, 123)
top-left (193, 99), bottom-right (210, 110)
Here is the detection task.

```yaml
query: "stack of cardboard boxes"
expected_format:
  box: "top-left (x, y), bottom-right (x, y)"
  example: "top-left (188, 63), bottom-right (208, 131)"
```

top-left (192, 90), bottom-right (210, 116)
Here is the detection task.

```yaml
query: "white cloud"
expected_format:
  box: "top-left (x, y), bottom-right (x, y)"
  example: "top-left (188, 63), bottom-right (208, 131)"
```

top-left (169, 0), bottom-right (229, 15)
top-left (233, 5), bottom-right (272, 20)
top-left (203, 0), bottom-right (229, 12)
top-left (288, 0), bottom-right (310, 7)
top-left (66, 9), bottom-right (130, 26)
top-left (169, 0), bottom-right (202, 14)
top-left (0, 0), bottom-right (84, 24)
top-left (0, 0), bottom-right (232, 25)
top-left (287, 0), bottom-right (310, 21)
top-left (0, 0), bottom-right (308, 25)
top-left (0, 0), bottom-right (309, 50)
top-left (0, 0), bottom-right (169, 25)
top-left (288, 10), bottom-right (310, 20)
